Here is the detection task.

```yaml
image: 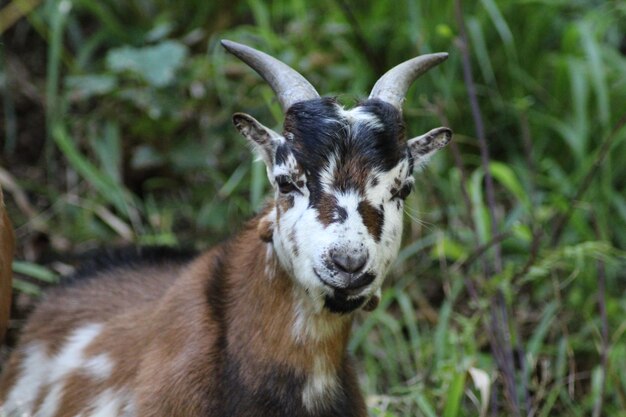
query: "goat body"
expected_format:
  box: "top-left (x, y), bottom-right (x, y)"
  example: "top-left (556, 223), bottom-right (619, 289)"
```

top-left (0, 217), bottom-right (364, 416)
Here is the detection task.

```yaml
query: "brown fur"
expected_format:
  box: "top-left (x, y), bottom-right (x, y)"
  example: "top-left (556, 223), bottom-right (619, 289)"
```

top-left (317, 193), bottom-right (339, 226)
top-left (32, 382), bottom-right (51, 414)
top-left (256, 205), bottom-right (275, 242)
top-left (257, 216), bottom-right (275, 242)
top-left (278, 194), bottom-right (295, 212)
top-left (332, 156), bottom-right (371, 194)
top-left (0, 186), bottom-right (14, 345)
top-left (55, 373), bottom-right (99, 416)
top-left (357, 201), bottom-right (384, 242)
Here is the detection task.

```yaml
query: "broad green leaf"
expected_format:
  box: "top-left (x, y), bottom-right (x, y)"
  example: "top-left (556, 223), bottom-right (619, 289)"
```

top-left (65, 74), bottom-right (117, 100)
top-left (106, 40), bottom-right (189, 87)
top-left (490, 162), bottom-right (530, 208)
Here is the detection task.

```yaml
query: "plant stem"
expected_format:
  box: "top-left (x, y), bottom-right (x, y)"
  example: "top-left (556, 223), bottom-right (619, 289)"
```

top-left (454, 1), bottom-right (526, 415)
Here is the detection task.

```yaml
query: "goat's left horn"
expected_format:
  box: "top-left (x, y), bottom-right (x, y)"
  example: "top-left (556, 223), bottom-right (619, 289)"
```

top-left (221, 40), bottom-right (320, 112)
top-left (369, 53), bottom-right (448, 111)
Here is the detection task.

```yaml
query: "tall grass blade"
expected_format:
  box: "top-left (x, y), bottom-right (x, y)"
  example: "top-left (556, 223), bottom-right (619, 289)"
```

top-left (45, 0), bottom-right (71, 168)
top-left (443, 368), bottom-right (467, 417)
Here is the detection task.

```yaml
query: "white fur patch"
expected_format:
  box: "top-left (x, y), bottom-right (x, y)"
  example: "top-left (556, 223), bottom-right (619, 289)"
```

top-left (1, 323), bottom-right (109, 417)
top-left (291, 291), bottom-right (344, 344)
top-left (83, 390), bottom-right (136, 417)
top-left (364, 162), bottom-right (409, 204)
top-left (337, 105), bottom-right (383, 131)
top-left (50, 324), bottom-right (104, 382)
top-left (66, 389), bottom-right (137, 417)
top-left (272, 152), bottom-right (299, 178)
top-left (273, 190), bottom-right (333, 309)
top-left (322, 190), bottom-right (371, 289)
top-left (264, 242), bottom-right (277, 280)
top-left (2, 343), bottom-right (49, 415)
top-left (87, 389), bottom-right (125, 417)
top-left (318, 152), bottom-right (338, 195)
top-left (37, 383), bottom-right (64, 417)
top-left (302, 354), bottom-right (339, 412)
top-left (83, 354), bottom-right (114, 380)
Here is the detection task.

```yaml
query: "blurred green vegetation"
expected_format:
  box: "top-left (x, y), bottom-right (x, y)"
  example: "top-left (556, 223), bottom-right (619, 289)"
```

top-left (1, 0), bottom-right (626, 416)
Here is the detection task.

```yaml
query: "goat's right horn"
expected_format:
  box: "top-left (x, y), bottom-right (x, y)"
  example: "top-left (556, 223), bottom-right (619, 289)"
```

top-left (221, 40), bottom-right (320, 112)
top-left (369, 53), bottom-right (448, 112)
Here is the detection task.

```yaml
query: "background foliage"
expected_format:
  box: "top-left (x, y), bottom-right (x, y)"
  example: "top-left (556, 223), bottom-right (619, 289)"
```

top-left (1, 0), bottom-right (626, 416)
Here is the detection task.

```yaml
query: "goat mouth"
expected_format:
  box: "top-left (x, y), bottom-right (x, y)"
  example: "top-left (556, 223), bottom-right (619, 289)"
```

top-left (313, 269), bottom-right (372, 297)
top-left (312, 269), bottom-right (368, 313)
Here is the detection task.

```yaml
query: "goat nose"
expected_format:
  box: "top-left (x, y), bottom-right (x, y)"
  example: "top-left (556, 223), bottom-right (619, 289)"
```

top-left (330, 250), bottom-right (368, 274)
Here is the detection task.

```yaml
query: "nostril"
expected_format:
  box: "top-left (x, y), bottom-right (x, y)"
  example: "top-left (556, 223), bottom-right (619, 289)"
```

top-left (330, 250), bottom-right (368, 274)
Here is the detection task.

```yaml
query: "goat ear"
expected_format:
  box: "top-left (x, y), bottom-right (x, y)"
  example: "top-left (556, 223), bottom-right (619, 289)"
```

top-left (407, 127), bottom-right (452, 171)
top-left (232, 113), bottom-right (282, 167)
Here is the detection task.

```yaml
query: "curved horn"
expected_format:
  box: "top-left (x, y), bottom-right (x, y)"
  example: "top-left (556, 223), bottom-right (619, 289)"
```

top-left (221, 40), bottom-right (320, 112)
top-left (369, 53), bottom-right (448, 111)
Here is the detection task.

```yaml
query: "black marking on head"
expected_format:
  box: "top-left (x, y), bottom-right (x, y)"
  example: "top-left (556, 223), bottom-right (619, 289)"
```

top-left (336, 206), bottom-right (348, 223)
top-left (275, 143), bottom-right (291, 166)
top-left (392, 182), bottom-right (413, 201)
top-left (406, 147), bottom-right (415, 173)
top-left (282, 98), bottom-right (408, 210)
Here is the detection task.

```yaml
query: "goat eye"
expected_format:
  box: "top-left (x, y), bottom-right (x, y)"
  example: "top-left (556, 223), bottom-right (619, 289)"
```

top-left (392, 183), bottom-right (413, 200)
top-left (276, 176), bottom-right (297, 194)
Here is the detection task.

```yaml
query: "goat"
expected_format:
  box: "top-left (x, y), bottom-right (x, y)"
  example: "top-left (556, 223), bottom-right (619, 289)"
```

top-left (0, 185), bottom-right (14, 344)
top-left (0, 40), bottom-right (451, 417)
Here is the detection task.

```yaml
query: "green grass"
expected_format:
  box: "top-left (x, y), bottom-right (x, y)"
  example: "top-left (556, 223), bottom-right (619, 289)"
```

top-left (2, 0), bottom-right (626, 415)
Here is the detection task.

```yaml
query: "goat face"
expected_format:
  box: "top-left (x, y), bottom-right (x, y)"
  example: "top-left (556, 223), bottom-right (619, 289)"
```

top-left (234, 98), bottom-right (450, 313)
top-left (225, 40), bottom-right (451, 313)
